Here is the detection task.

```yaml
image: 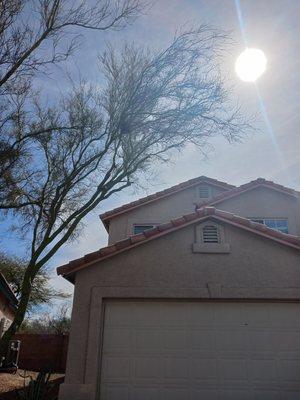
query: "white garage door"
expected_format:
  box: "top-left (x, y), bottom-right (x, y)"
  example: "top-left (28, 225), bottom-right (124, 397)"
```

top-left (100, 301), bottom-right (300, 400)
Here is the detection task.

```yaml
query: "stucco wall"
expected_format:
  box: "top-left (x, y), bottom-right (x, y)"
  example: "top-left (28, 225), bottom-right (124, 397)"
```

top-left (214, 186), bottom-right (300, 236)
top-left (107, 184), bottom-right (227, 244)
top-left (107, 185), bottom-right (300, 244)
top-left (60, 220), bottom-right (300, 399)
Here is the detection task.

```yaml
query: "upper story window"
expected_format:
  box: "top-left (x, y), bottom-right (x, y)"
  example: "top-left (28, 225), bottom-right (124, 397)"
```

top-left (198, 185), bottom-right (212, 199)
top-left (133, 224), bottom-right (156, 235)
top-left (251, 218), bottom-right (289, 234)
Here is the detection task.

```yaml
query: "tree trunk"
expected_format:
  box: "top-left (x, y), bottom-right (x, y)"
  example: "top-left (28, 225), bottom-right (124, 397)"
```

top-left (0, 265), bottom-right (33, 362)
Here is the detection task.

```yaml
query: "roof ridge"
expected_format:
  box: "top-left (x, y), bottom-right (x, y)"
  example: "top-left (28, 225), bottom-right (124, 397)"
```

top-left (58, 207), bottom-right (300, 282)
top-left (100, 176), bottom-right (235, 226)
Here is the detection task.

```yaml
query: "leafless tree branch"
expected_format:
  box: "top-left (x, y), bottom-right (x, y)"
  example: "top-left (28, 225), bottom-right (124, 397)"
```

top-left (0, 25), bottom-right (253, 358)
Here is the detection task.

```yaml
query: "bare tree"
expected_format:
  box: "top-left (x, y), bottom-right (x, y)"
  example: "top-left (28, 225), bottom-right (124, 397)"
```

top-left (0, 0), bottom-right (144, 207)
top-left (0, 252), bottom-right (70, 312)
top-left (20, 304), bottom-right (71, 334)
top-left (0, 0), bottom-right (143, 87)
top-left (0, 26), bottom-right (252, 359)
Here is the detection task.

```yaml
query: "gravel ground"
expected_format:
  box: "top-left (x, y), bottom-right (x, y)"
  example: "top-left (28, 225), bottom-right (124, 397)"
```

top-left (0, 370), bottom-right (64, 399)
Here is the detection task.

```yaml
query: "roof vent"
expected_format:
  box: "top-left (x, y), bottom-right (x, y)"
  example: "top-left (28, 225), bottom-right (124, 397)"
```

top-left (202, 225), bottom-right (219, 243)
top-left (199, 185), bottom-right (211, 199)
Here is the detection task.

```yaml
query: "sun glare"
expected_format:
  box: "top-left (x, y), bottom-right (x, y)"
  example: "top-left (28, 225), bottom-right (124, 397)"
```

top-left (235, 48), bottom-right (267, 82)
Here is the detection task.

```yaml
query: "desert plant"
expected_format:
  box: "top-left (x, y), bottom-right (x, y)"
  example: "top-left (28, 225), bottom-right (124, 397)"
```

top-left (18, 371), bottom-right (58, 400)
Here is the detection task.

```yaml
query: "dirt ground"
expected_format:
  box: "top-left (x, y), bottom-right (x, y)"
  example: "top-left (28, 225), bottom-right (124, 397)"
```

top-left (0, 370), bottom-right (64, 399)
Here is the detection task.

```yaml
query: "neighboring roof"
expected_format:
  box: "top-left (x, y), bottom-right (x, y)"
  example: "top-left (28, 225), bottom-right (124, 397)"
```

top-left (197, 178), bottom-right (300, 208)
top-left (0, 272), bottom-right (18, 309)
top-left (58, 207), bottom-right (300, 283)
top-left (100, 176), bottom-right (235, 230)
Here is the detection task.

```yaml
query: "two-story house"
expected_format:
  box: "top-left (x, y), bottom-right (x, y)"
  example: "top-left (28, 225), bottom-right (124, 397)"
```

top-left (57, 176), bottom-right (300, 400)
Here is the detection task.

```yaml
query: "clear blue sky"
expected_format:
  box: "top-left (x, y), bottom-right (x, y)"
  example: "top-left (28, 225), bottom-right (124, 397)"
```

top-left (1, 0), bottom-right (300, 314)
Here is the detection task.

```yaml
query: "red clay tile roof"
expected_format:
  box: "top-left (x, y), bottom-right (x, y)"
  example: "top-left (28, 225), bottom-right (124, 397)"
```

top-left (100, 176), bottom-right (235, 230)
top-left (58, 207), bottom-right (300, 283)
top-left (196, 178), bottom-right (300, 208)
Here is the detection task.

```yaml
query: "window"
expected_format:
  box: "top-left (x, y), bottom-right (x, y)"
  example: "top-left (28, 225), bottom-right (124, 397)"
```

top-left (198, 185), bottom-right (211, 199)
top-left (133, 225), bottom-right (156, 235)
top-left (202, 225), bottom-right (220, 243)
top-left (251, 218), bottom-right (289, 234)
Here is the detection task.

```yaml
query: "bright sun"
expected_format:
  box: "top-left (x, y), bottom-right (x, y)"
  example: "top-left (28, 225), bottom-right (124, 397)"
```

top-left (235, 48), bottom-right (267, 82)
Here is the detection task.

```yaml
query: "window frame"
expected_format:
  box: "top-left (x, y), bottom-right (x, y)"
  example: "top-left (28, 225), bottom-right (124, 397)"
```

top-left (132, 223), bottom-right (158, 235)
top-left (250, 218), bottom-right (289, 234)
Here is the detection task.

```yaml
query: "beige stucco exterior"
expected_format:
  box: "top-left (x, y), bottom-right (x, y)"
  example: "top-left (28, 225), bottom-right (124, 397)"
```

top-left (59, 218), bottom-right (300, 400)
top-left (107, 184), bottom-right (300, 244)
top-left (107, 183), bottom-right (227, 244)
top-left (214, 186), bottom-right (300, 236)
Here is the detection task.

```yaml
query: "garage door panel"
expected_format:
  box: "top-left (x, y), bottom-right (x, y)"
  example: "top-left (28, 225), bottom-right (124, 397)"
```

top-left (134, 330), bottom-right (164, 350)
top-left (213, 305), bottom-right (246, 326)
top-left (219, 390), bottom-right (254, 400)
top-left (192, 359), bottom-right (217, 379)
top-left (250, 391), bottom-right (280, 400)
top-left (163, 329), bottom-right (187, 349)
top-left (218, 359), bottom-right (248, 380)
top-left (241, 303), bottom-right (270, 320)
top-left (104, 302), bottom-right (134, 327)
top-left (164, 357), bottom-right (188, 379)
top-left (100, 301), bottom-right (300, 399)
top-left (280, 392), bottom-right (300, 400)
top-left (101, 385), bottom-right (129, 400)
top-left (133, 303), bottom-right (165, 327)
top-left (190, 389), bottom-right (220, 400)
top-left (275, 331), bottom-right (300, 351)
top-left (248, 331), bottom-right (280, 351)
top-left (187, 303), bottom-right (216, 326)
top-left (188, 329), bottom-right (215, 350)
top-left (215, 330), bottom-right (248, 350)
top-left (160, 387), bottom-right (189, 400)
top-left (248, 359), bottom-right (277, 381)
top-left (134, 357), bottom-right (162, 379)
top-left (104, 328), bottom-right (131, 350)
top-left (102, 357), bottom-right (131, 380)
top-left (268, 304), bottom-right (300, 327)
top-left (158, 302), bottom-right (188, 325)
top-left (278, 360), bottom-right (300, 382)
top-left (131, 386), bottom-right (159, 400)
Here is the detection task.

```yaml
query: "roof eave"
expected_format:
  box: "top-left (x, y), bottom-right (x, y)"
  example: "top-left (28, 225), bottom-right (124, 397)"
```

top-left (58, 208), bottom-right (300, 281)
